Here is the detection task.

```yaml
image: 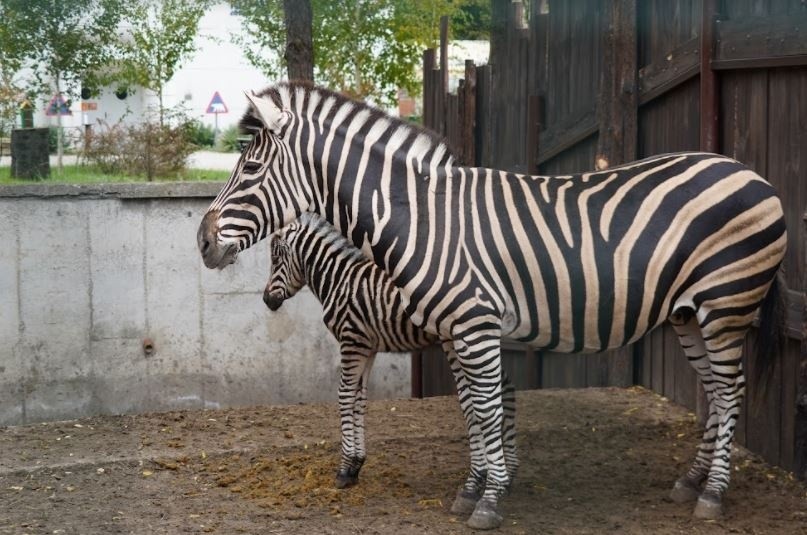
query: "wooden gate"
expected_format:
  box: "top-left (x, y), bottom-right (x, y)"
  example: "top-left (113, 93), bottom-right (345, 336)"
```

top-left (417, 0), bottom-right (807, 478)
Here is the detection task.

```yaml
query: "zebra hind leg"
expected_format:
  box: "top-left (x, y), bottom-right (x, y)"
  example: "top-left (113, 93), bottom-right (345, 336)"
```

top-left (444, 342), bottom-right (487, 516)
top-left (501, 370), bottom-right (518, 491)
top-left (668, 313), bottom-right (714, 504)
top-left (451, 329), bottom-right (509, 530)
top-left (335, 348), bottom-right (374, 489)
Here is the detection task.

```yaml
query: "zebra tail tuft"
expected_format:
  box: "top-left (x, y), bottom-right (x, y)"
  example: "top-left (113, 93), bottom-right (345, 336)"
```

top-left (751, 270), bottom-right (787, 405)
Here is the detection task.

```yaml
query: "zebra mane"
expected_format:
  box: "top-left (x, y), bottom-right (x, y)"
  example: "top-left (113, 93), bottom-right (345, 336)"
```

top-left (296, 212), bottom-right (367, 263)
top-left (238, 81), bottom-right (455, 168)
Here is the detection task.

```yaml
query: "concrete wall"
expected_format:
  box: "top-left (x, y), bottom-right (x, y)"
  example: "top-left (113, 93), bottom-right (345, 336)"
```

top-left (0, 183), bottom-right (411, 426)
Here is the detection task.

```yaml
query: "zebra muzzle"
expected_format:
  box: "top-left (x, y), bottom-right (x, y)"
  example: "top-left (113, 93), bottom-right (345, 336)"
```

top-left (263, 289), bottom-right (285, 311)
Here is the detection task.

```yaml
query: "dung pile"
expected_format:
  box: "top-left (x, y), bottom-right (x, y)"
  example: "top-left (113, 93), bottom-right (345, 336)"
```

top-left (204, 446), bottom-right (414, 512)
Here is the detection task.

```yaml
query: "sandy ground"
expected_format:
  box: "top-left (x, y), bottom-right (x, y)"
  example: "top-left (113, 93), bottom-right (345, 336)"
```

top-left (1, 387), bottom-right (805, 535)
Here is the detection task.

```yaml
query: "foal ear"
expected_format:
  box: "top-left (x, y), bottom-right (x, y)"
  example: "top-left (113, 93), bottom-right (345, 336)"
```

top-left (244, 91), bottom-right (289, 134)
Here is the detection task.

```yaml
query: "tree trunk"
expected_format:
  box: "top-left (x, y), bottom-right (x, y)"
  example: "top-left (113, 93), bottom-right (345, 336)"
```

top-left (283, 0), bottom-right (314, 81)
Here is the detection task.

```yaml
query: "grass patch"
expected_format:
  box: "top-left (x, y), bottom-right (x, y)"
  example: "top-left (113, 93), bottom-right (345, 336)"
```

top-left (0, 165), bottom-right (228, 185)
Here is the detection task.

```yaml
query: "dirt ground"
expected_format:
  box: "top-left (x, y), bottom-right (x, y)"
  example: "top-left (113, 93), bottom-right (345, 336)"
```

top-left (1, 387), bottom-right (805, 535)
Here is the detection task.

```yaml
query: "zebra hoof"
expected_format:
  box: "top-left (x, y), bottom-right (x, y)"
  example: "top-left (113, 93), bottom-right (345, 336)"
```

top-left (693, 491), bottom-right (723, 520)
top-left (450, 488), bottom-right (481, 516)
top-left (334, 470), bottom-right (359, 489)
top-left (669, 477), bottom-right (701, 503)
top-left (466, 498), bottom-right (503, 530)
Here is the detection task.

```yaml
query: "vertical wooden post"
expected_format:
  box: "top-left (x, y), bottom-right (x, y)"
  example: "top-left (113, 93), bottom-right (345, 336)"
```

top-left (696, 0), bottom-right (721, 423)
top-left (439, 16), bottom-right (449, 136)
top-left (462, 60), bottom-right (477, 166)
top-left (526, 95), bottom-right (542, 174)
top-left (411, 351), bottom-right (423, 398)
top-left (796, 210), bottom-right (807, 478)
top-left (422, 49), bottom-right (436, 131)
top-left (700, 0), bottom-right (719, 152)
top-left (596, 0), bottom-right (637, 168)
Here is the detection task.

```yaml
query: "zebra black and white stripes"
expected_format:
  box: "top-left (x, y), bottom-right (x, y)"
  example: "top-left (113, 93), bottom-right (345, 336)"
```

top-left (263, 213), bottom-right (518, 496)
top-left (199, 82), bottom-right (787, 530)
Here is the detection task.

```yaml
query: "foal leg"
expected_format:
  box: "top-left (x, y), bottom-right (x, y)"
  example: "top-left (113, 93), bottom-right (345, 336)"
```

top-left (335, 346), bottom-right (374, 489)
top-left (669, 314), bottom-right (715, 503)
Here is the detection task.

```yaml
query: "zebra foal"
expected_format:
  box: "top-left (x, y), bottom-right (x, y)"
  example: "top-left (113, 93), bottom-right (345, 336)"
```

top-left (263, 212), bottom-right (517, 501)
top-left (199, 83), bottom-right (787, 529)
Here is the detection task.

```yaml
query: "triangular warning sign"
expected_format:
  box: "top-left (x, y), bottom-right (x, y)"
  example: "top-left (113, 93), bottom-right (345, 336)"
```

top-left (45, 94), bottom-right (72, 116)
top-left (206, 91), bottom-right (228, 114)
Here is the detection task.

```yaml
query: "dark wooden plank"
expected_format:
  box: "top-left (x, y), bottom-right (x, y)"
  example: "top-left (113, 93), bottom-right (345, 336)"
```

top-left (475, 65), bottom-right (492, 167)
top-left (700, 0), bottom-right (719, 152)
top-left (607, 345), bottom-right (634, 387)
top-left (780, 338), bottom-right (800, 472)
top-left (422, 49), bottom-right (436, 131)
top-left (411, 351), bottom-right (423, 398)
top-left (767, 67), bottom-right (806, 292)
top-left (537, 107), bottom-right (598, 165)
top-left (421, 345), bottom-right (455, 398)
top-left (663, 324), bottom-right (677, 400)
top-left (672, 333), bottom-right (697, 411)
top-left (639, 335), bottom-right (652, 388)
top-left (714, 14), bottom-right (807, 66)
top-left (637, 37), bottom-right (699, 105)
top-left (719, 70), bottom-right (768, 176)
top-left (796, 211), bottom-right (807, 478)
top-left (462, 61), bottom-right (477, 167)
top-left (713, 55), bottom-right (807, 70)
top-left (650, 327), bottom-right (665, 394)
top-left (585, 353), bottom-right (610, 387)
top-left (542, 352), bottom-right (588, 389)
top-left (597, 0), bottom-right (638, 168)
top-left (526, 95), bottom-right (541, 174)
top-left (744, 330), bottom-right (782, 466)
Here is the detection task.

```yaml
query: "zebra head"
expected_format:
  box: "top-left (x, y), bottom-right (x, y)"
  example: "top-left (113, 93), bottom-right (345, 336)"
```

top-left (198, 87), bottom-right (310, 269)
top-left (263, 220), bottom-right (306, 311)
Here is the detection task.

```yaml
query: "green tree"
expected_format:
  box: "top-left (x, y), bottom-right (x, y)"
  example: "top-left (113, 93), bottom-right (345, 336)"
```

top-left (3, 0), bottom-right (126, 171)
top-left (118, 0), bottom-right (212, 126)
top-left (230, 0), bottom-right (460, 107)
top-left (0, 1), bottom-right (27, 152)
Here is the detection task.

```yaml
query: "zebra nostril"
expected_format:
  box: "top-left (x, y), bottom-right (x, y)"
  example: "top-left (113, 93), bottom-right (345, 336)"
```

top-left (201, 239), bottom-right (210, 255)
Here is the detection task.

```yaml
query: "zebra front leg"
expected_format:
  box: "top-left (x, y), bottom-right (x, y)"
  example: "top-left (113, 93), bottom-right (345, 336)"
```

top-left (669, 316), bottom-right (715, 503)
top-left (335, 347), bottom-right (374, 489)
top-left (452, 330), bottom-right (509, 530)
top-left (443, 342), bottom-right (487, 516)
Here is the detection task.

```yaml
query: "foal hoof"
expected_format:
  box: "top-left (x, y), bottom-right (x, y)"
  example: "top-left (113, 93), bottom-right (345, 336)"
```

top-left (693, 492), bottom-right (723, 520)
top-left (450, 488), bottom-right (481, 516)
top-left (466, 498), bottom-right (503, 530)
top-left (669, 477), bottom-right (701, 503)
top-left (334, 471), bottom-right (358, 489)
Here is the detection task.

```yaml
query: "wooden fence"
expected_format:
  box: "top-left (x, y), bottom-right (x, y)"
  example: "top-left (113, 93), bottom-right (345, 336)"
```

top-left (416, 0), bottom-right (807, 478)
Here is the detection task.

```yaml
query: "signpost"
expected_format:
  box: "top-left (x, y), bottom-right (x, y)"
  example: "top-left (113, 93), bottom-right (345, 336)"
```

top-left (206, 91), bottom-right (228, 134)
top-left (45, 93), bottom-right (72, 117)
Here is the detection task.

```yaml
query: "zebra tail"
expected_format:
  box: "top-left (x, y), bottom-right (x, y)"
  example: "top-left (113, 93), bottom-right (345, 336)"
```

top-left (751, 271), bottom-right (787, 404)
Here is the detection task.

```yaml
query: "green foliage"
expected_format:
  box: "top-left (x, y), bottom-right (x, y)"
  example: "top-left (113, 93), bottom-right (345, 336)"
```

top-left (116, 0), bottom-right (212, 125)
top-left (82, 117), bottom-right (199, 180)
top-left (2, 0), bottom-right (127, 98)
top-left (0, 165), bottom-right (228, 185)
top-left (185, 119), bottom-right (216, 147)
top-left (215, 125), bottom-right (244, 153)
top-left (0, 2), bottom-right (27, 136)
top-left (229, 0), bottom-right (461, 107)
top-left (452, 0), bottom-right (491, 40)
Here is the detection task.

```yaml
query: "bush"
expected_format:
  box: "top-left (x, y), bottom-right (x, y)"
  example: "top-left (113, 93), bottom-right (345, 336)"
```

top-left (185, 119), bottom-right (215, 147)
top-left (215, 125), bottom-right (242, 153)
top-left (83, 119), bottom-right (197, 180)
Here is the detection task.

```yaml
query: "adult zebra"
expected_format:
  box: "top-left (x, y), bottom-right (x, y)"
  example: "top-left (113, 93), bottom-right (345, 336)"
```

top-left (198, 83), bottom-right (787, 529)
top-left (263, 212), bottom-right (517, 500)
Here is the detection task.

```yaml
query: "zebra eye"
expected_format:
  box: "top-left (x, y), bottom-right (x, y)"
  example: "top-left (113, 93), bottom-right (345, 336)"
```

top-left (242, 161), bottom-right (262, 174)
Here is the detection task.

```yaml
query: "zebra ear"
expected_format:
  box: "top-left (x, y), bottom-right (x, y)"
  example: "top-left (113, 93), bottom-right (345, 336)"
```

top-left (244, 90), bottom-right (288, 134)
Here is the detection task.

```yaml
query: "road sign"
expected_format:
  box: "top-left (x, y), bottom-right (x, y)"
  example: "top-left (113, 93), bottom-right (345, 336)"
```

top-left (206, 91), bottom-right (228, 114)
top-left (45, 94), bottom-right (72, 116)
